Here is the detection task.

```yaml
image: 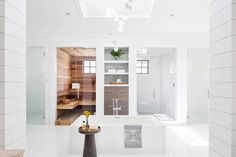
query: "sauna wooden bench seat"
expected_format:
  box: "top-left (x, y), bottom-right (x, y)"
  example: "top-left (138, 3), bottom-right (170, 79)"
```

top-left (57, 100), bottom-right (96, 110)
top-left (57, 101), bottom-right (80, 110)
top-left (56, 100), bottom-right (96, 125)
top-left (0, 150), bottom-right (24, 157)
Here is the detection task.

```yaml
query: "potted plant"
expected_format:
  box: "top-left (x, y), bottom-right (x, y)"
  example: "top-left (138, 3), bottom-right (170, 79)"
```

top-left (110, 48), bottom-right (125, 60)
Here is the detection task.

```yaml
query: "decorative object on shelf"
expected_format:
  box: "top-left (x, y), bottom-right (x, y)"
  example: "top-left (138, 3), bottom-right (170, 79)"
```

top-left (62, 99), bottom-right (70, 104)
top-left (108, 69), bottom-right (116, 73)
top-left (116, 78), bottom-right (122, 83)
top-left (110, 78), bottom-right (127, 85)
top-left (117, 69), bottom-right (126, 73)
top-left (84, 111), bottom-right (91, 128)
top-left (110, 48), bottom-right (125, 60)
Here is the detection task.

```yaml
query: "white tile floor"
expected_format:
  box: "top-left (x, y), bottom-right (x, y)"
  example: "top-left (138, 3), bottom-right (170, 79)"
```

top-left (25, 124), bottom-right (208, 157)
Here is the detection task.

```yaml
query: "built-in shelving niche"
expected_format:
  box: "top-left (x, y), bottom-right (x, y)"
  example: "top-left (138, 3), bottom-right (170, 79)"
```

top-left (104, 47), bottom-right (129, 115)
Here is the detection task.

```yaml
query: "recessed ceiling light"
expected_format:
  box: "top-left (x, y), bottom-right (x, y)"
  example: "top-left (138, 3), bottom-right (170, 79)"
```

top-left (170, 14), bottom-right (175, 17)
top-left (65, 12), bottom-right (71, 16)
top-left (112, 40), bottom-right (117, 44)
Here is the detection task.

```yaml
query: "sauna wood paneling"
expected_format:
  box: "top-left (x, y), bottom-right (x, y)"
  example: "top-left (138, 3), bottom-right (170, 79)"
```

top-left (70, 56), bottom-right (96, 105)
top-left (57, 49), bottom-right (72, 97)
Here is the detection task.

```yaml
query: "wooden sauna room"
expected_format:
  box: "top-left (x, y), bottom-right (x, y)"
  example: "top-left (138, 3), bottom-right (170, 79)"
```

top-left (56, 47), bottom-right (96, 125)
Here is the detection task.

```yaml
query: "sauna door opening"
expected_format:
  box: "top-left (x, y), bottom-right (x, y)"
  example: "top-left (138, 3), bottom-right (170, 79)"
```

top-left (56, 47), bottom-right (96, 125)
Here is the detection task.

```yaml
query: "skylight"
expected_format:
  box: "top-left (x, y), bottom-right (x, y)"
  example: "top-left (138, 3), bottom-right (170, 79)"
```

top-left (78, 0), bottom-right (156, 18)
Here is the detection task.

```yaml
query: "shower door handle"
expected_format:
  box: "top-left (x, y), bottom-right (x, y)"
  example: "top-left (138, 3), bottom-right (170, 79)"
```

top-left (153, 89), bottom-right (156, 99)
top-left (116, 99), bottom-right (118, 108)
top-left (112, 99), bottom-right (115, 108)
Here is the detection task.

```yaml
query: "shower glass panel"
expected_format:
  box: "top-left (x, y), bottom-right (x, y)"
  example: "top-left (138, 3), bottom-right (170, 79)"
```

top-left (136, 48), bottom-right (176, 119)
top-left (27, 47), bottom-right (46, 124)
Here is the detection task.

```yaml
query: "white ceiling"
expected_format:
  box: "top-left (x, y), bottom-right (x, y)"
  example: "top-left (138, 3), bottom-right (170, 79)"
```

top-left (27, 0), bottom-right (209, 34)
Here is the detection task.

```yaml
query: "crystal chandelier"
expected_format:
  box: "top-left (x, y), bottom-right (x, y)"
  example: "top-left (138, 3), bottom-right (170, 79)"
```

top-left (106, 0), bottom-right (133, 32)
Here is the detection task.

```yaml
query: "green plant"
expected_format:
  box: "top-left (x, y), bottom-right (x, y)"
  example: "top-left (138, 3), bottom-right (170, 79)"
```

top-left (110, 48), bottom-right (125, 58)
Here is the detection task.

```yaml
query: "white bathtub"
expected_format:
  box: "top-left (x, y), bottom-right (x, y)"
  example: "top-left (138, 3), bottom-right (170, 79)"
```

top-left (69, 115), bottom-right (166, 155)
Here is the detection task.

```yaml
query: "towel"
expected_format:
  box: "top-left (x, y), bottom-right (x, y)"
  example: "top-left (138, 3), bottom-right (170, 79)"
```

top-left (124, 125), bottom-right (142, 148)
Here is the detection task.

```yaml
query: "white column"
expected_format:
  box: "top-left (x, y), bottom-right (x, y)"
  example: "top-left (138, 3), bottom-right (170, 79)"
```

top-left (96, 45), bottom-right (104, 115)
top-left (0, 0), bottom-right (26, 149)
top-left (210, 0), bottom-right (236, 156)
top-left (176, 48), bottom-right (188, 123)
top-left (129, 46), bottom-right (137, 115)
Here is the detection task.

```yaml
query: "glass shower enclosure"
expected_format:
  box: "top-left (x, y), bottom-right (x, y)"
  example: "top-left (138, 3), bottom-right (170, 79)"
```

top-left (136, 48), bottom-right (176, 120)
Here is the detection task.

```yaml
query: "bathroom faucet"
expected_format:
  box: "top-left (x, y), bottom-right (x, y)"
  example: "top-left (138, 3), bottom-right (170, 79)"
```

top-left (112, 99), bottom-right (121, 115)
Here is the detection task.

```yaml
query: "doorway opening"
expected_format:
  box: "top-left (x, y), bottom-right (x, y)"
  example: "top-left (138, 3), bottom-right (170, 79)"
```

top-left (187, 48), bottom-right (209, 124)
top-left (56, 47), bottom-right (96, 125)
top-left (26, 47), bottom-right (46, 124)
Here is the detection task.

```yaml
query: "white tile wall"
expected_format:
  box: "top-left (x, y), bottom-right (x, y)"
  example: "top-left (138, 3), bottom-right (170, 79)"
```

top-left (210, 52), bottom-right (236, 69)
top-left (210, 96), bottom-right (236, 114)
top-left (5, 123), bottom-right (26, 146)
top-left (0, 98), bottom-right (4, 115)
top-left (210, 0), bottom-right (236, 156)
top-left (210, 37), bottom-right (232, 56)
top-left (210, 0), bottom-right (231, 16)
top-left (210, 5), bottom-right (231, 30)
top-left (0, 0), bottom-right (26, 149)
top-left (209, 148), bottom-right (224, 157)
top-left (210, 67), bottom-right (236, 82)
top-left (0, 130), bottom-right (4, 147)
top-left (4, 96), bottom-right (26, 114)
top-left (5, 2), bottom-right (26, 29)
top-left (210, 135), bottom-right (235, 156)
top-left (210, 109), bottom-right (236, 129)
top-left (5, 18), bottom-right (26, 41)
top-left (0, 17), bottom-right (4, 32)
top-left (210, 20), bottom-right (232, 42)
top-left (210, 83), bottom-right (236, 98)
top-left (2, 51), bottom-right (26, 68)
top-left (0, 0), bottom-right (5, 149)
top-left (0, 1), bottom-right (5, 17)
top-left (0, 50), bottom-right (4, 65)
top-left (5, 0), bottom-right (26, 16)
top-left (0, 33), bottom-right (4, 49)
top-left (210, 122), bottom-right (236, 146)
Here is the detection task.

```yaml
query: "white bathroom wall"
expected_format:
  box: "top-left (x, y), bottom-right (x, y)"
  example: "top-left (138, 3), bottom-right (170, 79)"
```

top-left (0, 0), bottom-right (26, 149)
top-left (209, 0), bottom-right (236, 156)
top-left (176, 48), bottom-right (188, 123)
top-left (160, 52), bottom-right (176, 119)
top-left (187, 48), bottom-right (209, 124)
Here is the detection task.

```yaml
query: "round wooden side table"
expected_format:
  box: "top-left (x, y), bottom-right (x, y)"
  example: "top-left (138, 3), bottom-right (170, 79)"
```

top-left (79, 126), bottom-right (101, 157)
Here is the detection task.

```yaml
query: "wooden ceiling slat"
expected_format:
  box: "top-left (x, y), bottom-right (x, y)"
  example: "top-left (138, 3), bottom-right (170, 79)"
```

top-left (58, 47), bottom-right (96, 57)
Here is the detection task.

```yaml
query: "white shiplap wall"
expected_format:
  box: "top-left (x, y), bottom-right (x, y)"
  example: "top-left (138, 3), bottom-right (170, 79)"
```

top-left (210, 0), bottom-right (236, 156)
top-left (0, 0), bottom-right (26, 149)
